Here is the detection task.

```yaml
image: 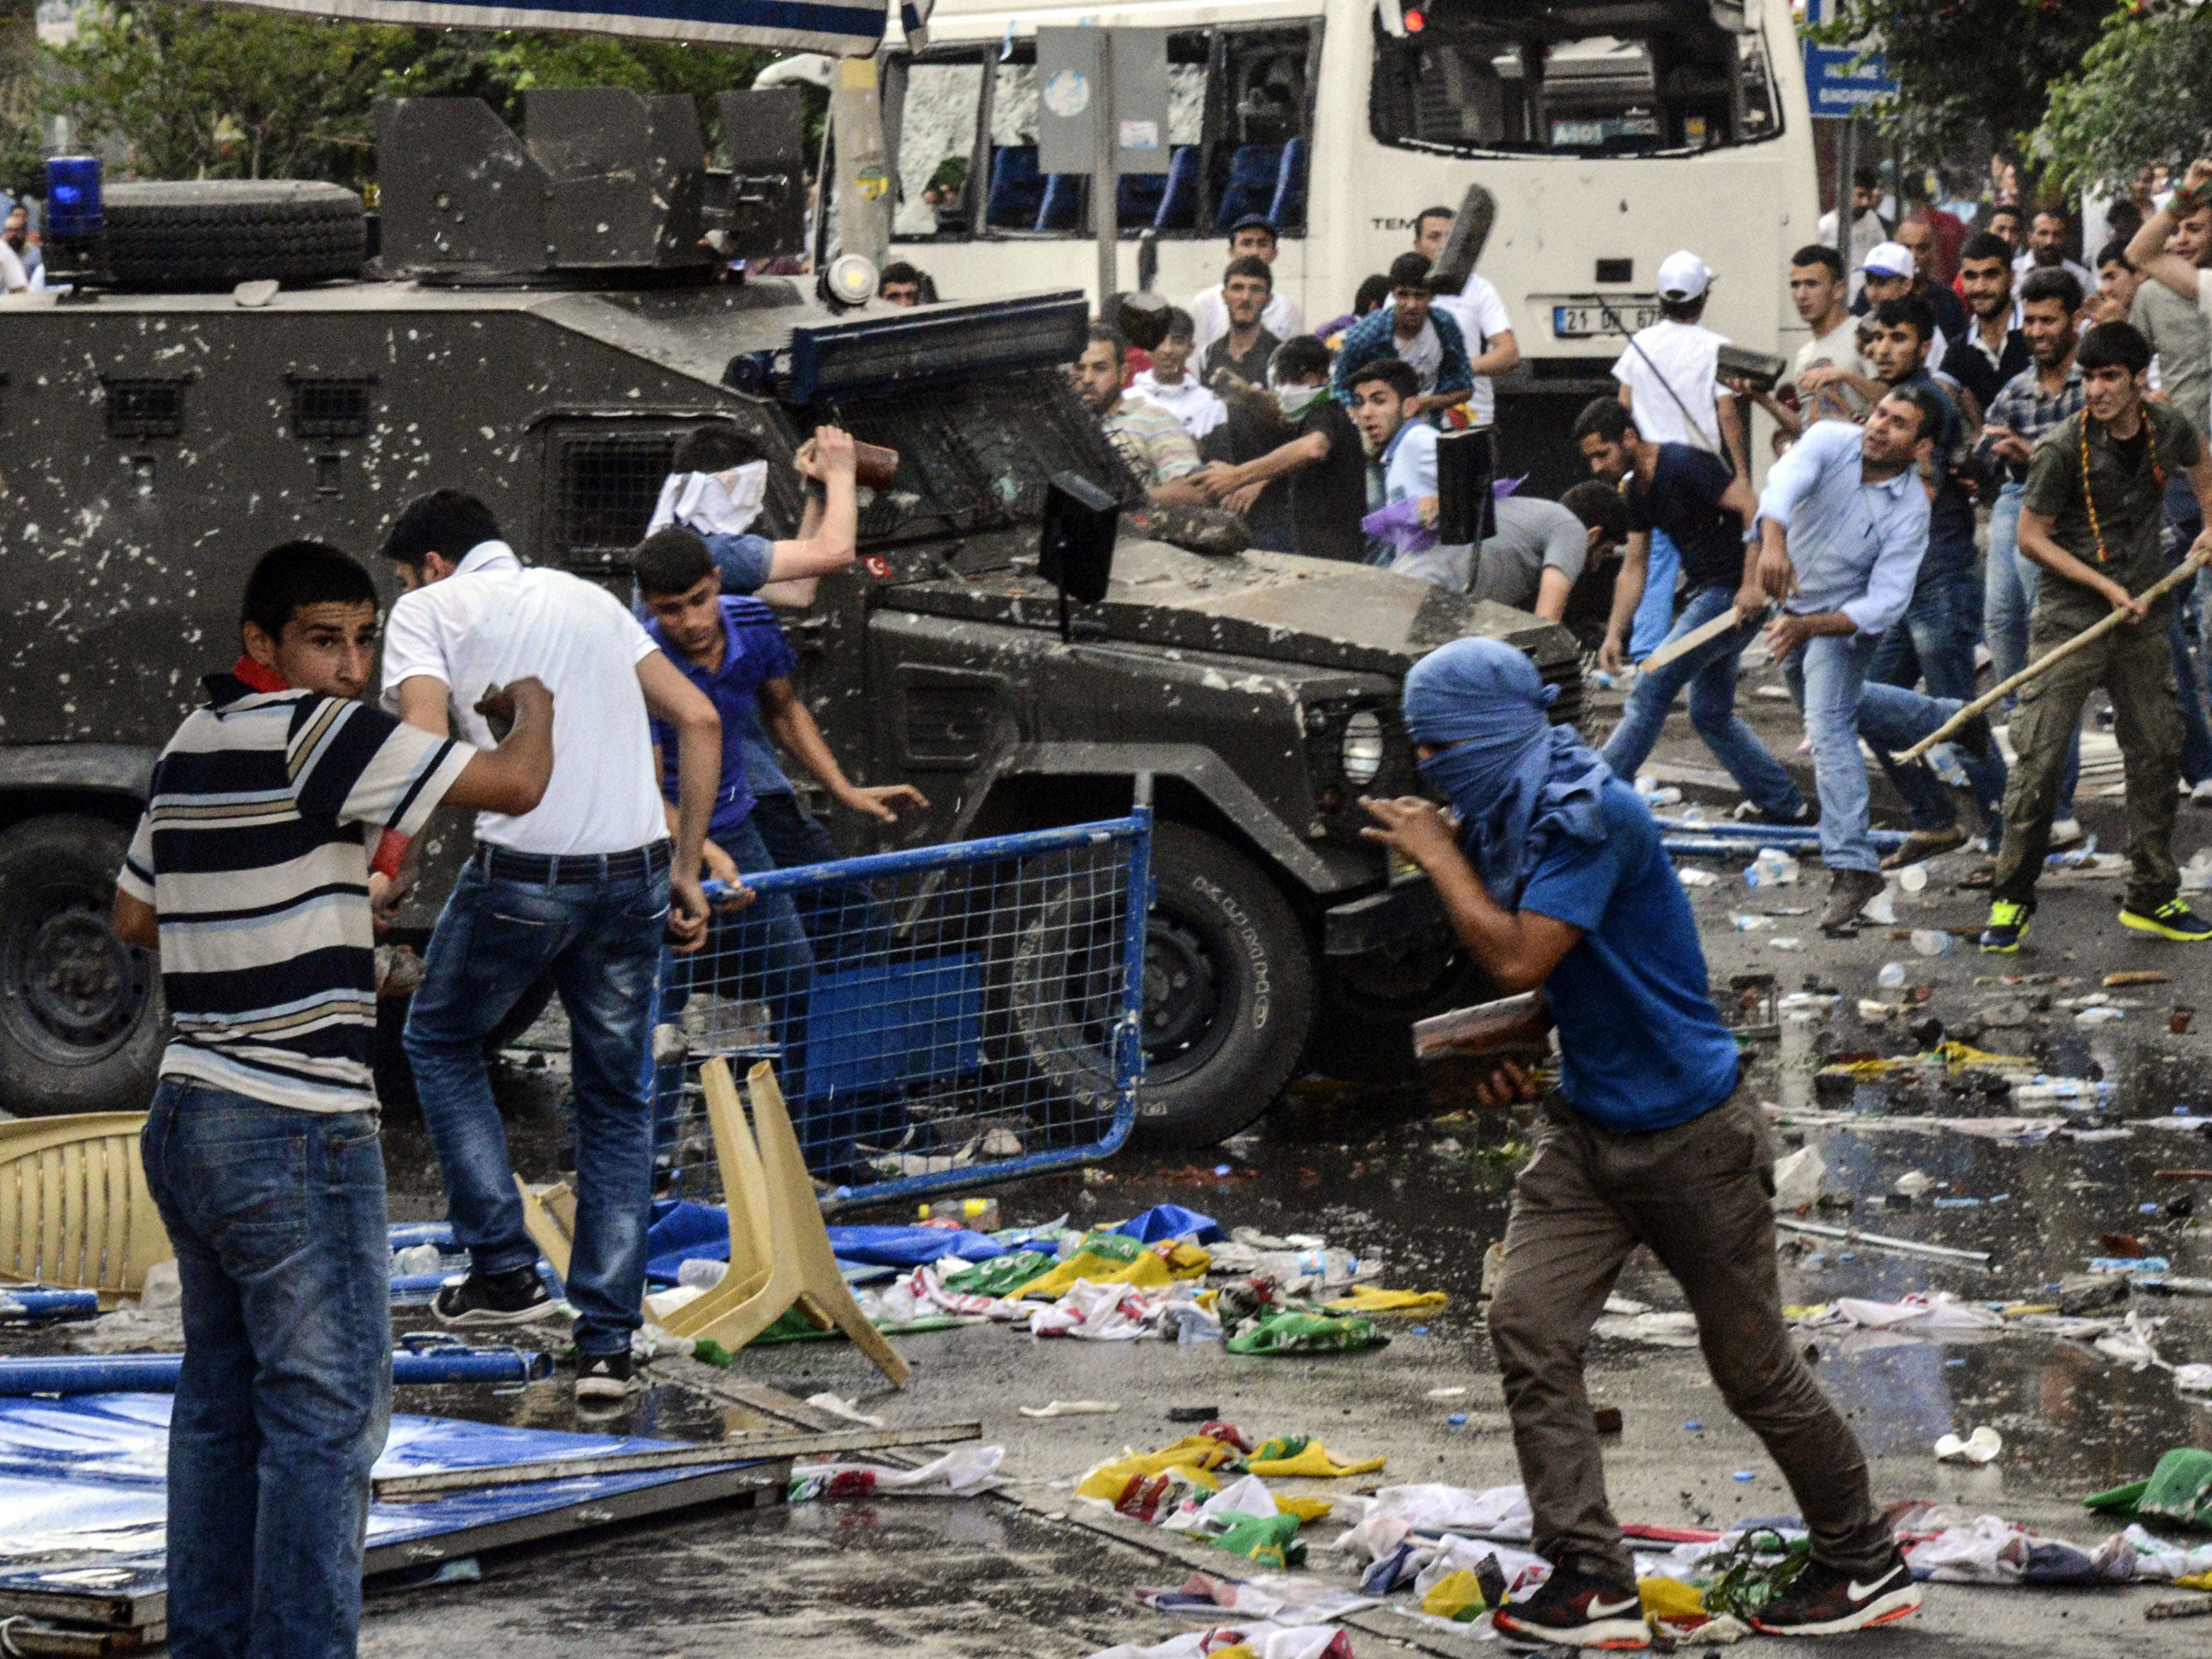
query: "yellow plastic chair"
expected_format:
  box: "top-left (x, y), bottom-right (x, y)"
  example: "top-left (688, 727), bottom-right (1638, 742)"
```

top-left (0, 1111), bottom-right (172, 1303)
top-left (669, 1060), bottom-right (908, 1387)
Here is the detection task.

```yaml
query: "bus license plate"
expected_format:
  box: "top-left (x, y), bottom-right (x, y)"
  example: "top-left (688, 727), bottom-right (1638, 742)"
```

top-left (1552, 299), bottom-right (1659, 338)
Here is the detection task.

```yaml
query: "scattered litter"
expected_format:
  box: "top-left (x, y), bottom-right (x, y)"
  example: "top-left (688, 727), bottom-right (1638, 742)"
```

top-left (1020, 1400), bottom-right (1123, 1418)
top-left (1771, 1144), bottom-right (1826, 1210)
top-left (789, 1443), bottom-right (1004, 1503)
top-left (1086, 1623), bottom-right (1355, 1659)
top-left (1935, 1426), bottom-right (2003, 1465)
top-left (1424, 1386), bottom-right (1469, 1401)
top-left (1678, 867), bottom-right (1720, 887)
top-left (803, 1393), bottom-right (885, 1428)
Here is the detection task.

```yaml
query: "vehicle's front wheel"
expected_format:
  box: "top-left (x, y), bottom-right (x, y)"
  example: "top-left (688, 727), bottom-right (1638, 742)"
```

top-left (0, 815), bottom-right (164, 1117)
top-left (1130, 823), bottom-right (1312, 1148)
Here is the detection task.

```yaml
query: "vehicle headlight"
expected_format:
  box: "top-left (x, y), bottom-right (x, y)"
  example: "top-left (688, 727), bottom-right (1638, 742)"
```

top-left (1341, 709), bottom-right (1384, 786)
top-left (819, 252), bottom-right (879, 310)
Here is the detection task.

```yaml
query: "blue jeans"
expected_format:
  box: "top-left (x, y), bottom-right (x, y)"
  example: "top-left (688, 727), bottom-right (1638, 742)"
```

top-left (1781, 631), bottom-right (1880, 872)
top-left (1600, 585), bottom-right (1806, 818)
top-left (1860, 683), bottom-right (2005, 840)
top-left (749, 792), bottom-right (890, 967)
top-left (140, 1082), bottom-right (390, 1659)
top-left (405, 850), bottom-right (669, 1357)
top-left (2162, 474), bottom-right (2212, 785)
top-left (1866, 561), bottom-right (2007, 832)
top-left (1628, 526), bottom-right (1682, 660)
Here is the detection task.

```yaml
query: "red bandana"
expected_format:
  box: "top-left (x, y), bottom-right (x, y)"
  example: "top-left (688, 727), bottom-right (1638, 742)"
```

top-left (231, 655), bottom-right (290, 693)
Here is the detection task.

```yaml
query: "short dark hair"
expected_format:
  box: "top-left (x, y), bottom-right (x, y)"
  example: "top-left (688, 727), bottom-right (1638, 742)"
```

top-left (2094, 239), bottom-right (2134, 274)
top-left (1164, 306), bottom-right (1196, 343)
top-left (632, 525), bottom-right (718, 597)
top-left (1353, 273), bottom-right (1392, 315)
top-left (1853, 165), bottom-right (1880, 191)
top-left (1226, 214), bottom-right (1277, 244)
top-left (382, 488), bottom-right (501, 572)
top-left (1790, 243), bottom-right (1845, 280)
top-left (1571, 396), bottom-right (1634, 445)
top-left (1414, 204), bottom-right (1455, 233)
top-left (1269, 334), bottom-right (1333, 385)
top-left (672, 423), bottom-right (769, 475)
top-left (2032, 206), bottom-right (2069, 228)
top-left (1386, 252), bottom-right (1433, 292)
top-left (1561, 480), bottom-right (1629, 544)
top-left (2076, 320), bottom-right (2153, 376)
top-left (2020, 267), bottom-right (2085, 313)
top-left (1223, 254), bottom-right (1274, 290)
top-left (1087, 320), bottom-right (1129, 362)
top-left (1958, 232), bottom-right (2013, 267)
top-left (1349, 357), bottom-right (1421, 402)
top-left (241, 539), bottom-right (377, 642)
top-left (878, 260), bottom-right (923, 290)
top-left (1883, 384), bottom-right (1946, 442)
top-left (1871, 293), bottom-right (1936, 346)
top-left (1659, 291), bottom-right (1706, 324)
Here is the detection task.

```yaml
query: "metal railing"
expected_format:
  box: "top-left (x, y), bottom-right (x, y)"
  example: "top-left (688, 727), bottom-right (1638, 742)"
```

top-left (648, 809), bottom-right (1151, 1211)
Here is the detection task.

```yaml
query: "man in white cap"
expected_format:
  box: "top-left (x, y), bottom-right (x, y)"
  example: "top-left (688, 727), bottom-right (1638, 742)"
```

top-left (1856, 240), bottom-right (1950, 368)
top-left (1609, 250), bottom-right (1749, 659)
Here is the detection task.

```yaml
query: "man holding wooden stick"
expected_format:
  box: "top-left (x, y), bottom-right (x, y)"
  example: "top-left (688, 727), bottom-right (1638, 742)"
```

top-left (1981, 322), bottom-right (2212, 952)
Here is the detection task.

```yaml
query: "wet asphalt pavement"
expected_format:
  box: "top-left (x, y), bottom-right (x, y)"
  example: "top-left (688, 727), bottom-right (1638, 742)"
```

top-left (48, 673), bottom-right (2212, 1654)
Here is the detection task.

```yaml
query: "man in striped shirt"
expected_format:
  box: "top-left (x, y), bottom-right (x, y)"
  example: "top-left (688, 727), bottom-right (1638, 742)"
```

top-left (112, 540), bottom-right (553, 1659)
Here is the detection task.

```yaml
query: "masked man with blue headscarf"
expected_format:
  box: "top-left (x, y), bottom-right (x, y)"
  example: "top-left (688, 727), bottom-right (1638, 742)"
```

top-left (1361, 638), bottom-right (1918, 1648)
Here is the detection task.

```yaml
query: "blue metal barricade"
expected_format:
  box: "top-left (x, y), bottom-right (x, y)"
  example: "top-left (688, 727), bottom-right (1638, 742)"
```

top-left (648, 808), bottom-right (1150, 1210)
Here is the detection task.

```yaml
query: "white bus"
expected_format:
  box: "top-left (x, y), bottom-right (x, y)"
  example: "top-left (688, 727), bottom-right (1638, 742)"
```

top-left (876, 0), bottom-right (1819, 488)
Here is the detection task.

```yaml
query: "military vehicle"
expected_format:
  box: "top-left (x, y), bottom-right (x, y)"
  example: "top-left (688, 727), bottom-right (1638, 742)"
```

top-left (0, 88), bottom-right (1581, 1147)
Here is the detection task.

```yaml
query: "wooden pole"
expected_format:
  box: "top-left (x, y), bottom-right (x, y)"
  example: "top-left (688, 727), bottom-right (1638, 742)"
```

top-left (1895, 548), bottom-right (2212, 764)
top-left (1637, 605), bottom-right (1763, 674)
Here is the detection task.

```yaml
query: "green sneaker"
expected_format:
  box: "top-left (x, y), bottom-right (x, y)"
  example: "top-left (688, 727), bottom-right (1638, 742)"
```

top-left (2119, 898), bottom-right (2212, 942)
top-left (1979, 900), bottom-right (2032, 953)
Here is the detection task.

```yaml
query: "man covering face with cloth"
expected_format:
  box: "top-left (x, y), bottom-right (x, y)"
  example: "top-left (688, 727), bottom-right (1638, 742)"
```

top-left (1360, 639), bottom-right (1918, 1650)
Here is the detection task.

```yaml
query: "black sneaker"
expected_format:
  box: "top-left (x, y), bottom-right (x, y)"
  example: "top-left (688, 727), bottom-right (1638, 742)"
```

top-left (1749, 1550), bottom-right (1923, 1636)
top-left (432, 1264), bottom-right (556, 1328)
top-left (575, 1350), bottom-right (641, 1403)
top-left (1491, 1564), bottom-right (1648, 1651)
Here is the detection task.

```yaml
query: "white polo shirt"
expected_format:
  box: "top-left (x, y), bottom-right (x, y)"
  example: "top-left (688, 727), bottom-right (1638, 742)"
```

top-left (381, 540), bottom-right (667, 856)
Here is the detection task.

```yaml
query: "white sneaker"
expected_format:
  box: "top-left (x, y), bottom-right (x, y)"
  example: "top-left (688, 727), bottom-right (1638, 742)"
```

top-left (2049, 817), bottom-right (2085, 849)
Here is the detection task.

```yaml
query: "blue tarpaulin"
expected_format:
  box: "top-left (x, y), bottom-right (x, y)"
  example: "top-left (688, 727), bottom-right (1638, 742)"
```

top-left (0, 1396), bottom-right (766, 1582)
top-left (204, 0), bottom-right (924, 57)
top-left (1114, 1204), bottom-right (1227, 1244)
top-left (642, 1198), bottom-right (1010, 1283)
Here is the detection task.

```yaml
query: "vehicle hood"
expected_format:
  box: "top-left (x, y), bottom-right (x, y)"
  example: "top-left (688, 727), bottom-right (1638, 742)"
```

top-left (879, 538), bottom-right (1584, 718)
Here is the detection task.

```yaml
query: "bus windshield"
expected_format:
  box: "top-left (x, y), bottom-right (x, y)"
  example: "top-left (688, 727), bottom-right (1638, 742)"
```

top-left (1370, 3), bottom-right (1782, 159)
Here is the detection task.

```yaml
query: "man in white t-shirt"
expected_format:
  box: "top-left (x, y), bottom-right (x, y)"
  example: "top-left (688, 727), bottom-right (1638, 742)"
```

top-left (380, 488), bottom-right (724, 1403)
top-left (2128, 161), bottom-right (2212, 345)
top-left (1188, 214), bottom-right (1303, 357)
top-left (1611, 250), bottom-right (1749, 658)
top-left (1128, 308), bottom-right (1227, 448)
top-left (1412, 204), bottom-right (1521, 429)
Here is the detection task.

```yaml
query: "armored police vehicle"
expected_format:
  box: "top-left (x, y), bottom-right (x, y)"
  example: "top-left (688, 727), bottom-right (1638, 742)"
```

top-left (0, 88), bottom-right (1581, 1147)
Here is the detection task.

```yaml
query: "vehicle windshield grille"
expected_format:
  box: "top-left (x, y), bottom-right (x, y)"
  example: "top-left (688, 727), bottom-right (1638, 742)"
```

top-left (552, 434), bottom-right (678, 572)
top-left (818, 369), bottom-right (1140, 544)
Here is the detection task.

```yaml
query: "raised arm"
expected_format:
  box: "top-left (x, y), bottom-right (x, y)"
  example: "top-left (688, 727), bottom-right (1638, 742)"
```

top-left (2128, 160), bottom-right (2212, 304)
top-left (766, 426), bottom-right (861, 582)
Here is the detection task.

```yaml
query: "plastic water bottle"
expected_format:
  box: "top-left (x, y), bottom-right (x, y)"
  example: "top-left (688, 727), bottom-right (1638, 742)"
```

top-left (1878, 961), bottom-right (1909, 990)
top-left (1744, 848), bottom-right (1801, 889)
top-left (1928, 746), bottom-right (1970, 789)
top-left (1910, 928), bottom-right (1956, 957)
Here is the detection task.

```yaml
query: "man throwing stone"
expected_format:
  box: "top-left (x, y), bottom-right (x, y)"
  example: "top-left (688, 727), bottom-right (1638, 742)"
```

top-left (1981, 321), bottom-right (2212, 951)
top-left (1360, 638), bottom-right (1919, 1648)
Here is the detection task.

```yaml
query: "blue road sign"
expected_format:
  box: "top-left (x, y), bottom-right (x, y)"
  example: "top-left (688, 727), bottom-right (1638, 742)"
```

top-left (1804, 43), bottom-right (1896, 118)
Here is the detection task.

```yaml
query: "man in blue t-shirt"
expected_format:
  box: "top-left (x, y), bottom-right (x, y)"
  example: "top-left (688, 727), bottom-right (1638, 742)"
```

top-left (1574, 398), bottom-right (1808, 827)
top-left (1360, 639), bottom-right (1916, 1649)
top-left (634, 526), bottom-right (926, 1097)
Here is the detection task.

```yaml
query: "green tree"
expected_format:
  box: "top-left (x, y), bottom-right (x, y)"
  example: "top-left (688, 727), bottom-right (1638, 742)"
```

top-left (1824, 0), bottom-right (2113, 157)
top-left (45, 3), bottom-right (777, 188)
top-left (2037, 5), bottom-right (2212, 191)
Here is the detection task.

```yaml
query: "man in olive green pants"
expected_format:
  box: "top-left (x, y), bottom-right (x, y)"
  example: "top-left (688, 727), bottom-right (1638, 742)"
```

top-left (1984, 321), bottom-right (2212, 951)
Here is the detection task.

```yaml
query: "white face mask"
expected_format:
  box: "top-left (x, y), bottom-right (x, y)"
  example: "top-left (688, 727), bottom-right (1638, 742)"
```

top-left (1274, 384), bottom-right (1325, 421)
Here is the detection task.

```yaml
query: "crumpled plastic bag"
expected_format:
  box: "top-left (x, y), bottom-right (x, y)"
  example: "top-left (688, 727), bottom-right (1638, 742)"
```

top-left (1226, 1311), bottom-right (1386, 1356)
top-left (2086, 1447), bottom-right (2212, 1531)
top-left (1329, 1482), bottom-right (1533, 1561)
top-left (1321, 1287), bottom-right (1446, 1316)
top-left (1211, 1509), bottom-right (1308, 1570)
top-left (1020, 1231), bottom-right (1211, 1300)
top-left (1029, 1279), bottom-right (1178, 1341)
top-left (1816, 1293), bottom-right (2004, 1338)
top-left (1240, 1436), bottom-right (1387, 1479)
top-left (1131, 1572), bottom-right (1375, 1623)
top-left (1162, 1474), bottom-right (1332, 1536)
top-left (1085, 1625), bottom-right (1353, 1659)
top-left (1115, 1203), bottom-right (1228, 1244)
top-left (1904, 1513), bottom-right (2137, 1584)
top-left (1077, 1430), bottom-right (1248, 1504)
top-left (788, 1443), bottom-right (1003, 1503)
top-left (941, 1249), bottom-right (1055, 1298)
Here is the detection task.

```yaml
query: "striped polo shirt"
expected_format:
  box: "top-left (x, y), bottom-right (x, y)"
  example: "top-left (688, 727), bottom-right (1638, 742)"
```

top-left (118, 673), bottom-right (473, 1112)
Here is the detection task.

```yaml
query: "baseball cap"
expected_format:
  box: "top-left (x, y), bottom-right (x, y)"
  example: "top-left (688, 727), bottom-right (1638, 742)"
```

top-left (1226, 213), bottom-right (1278, 239)
top-left (1861, 240), bottom-right (1914, 279)
top-left (1655, 250), bottom-right (1711, 301)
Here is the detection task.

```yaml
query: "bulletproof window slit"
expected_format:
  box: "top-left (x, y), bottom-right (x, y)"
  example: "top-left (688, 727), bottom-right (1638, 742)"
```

top-left (289, 376), bottom-right (376, 440)
top-left (101, 378), bottom-right (186, 440)
top-left (551, 434), bottom-right (679, 569)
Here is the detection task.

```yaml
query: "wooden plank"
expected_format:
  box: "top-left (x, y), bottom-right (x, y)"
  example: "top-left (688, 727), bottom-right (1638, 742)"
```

top-left (372, 1421), bottom-right (981, 1498)
top-left (1636, 605), bottom-right (1750, 674)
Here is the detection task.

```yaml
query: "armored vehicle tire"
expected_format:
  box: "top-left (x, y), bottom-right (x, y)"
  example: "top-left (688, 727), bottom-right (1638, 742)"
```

top-left (0, 816), bottom-right (164, 1117)
top-left (103, 180), bottom-right (367, 289)
top-left (1130, 823), bottom-right (1313, 1148)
